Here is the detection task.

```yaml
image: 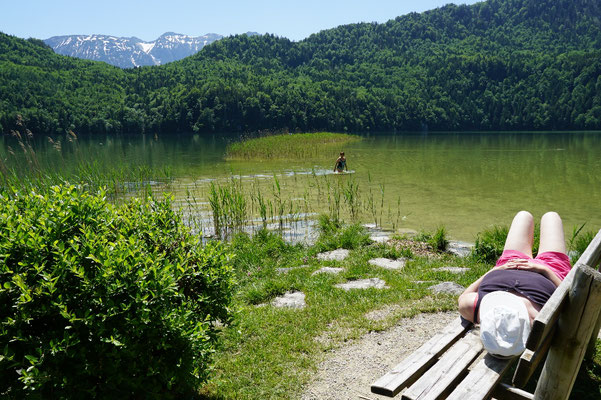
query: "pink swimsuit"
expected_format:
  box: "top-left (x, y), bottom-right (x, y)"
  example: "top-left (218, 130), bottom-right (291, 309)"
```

top-left (495, 250), bottom-right (572, 280)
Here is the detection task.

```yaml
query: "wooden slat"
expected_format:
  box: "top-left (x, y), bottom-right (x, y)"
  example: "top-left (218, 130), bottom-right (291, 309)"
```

top-left (492, 383), bottom-right (534, 400)
top-left (585, 306), bottom-right (601, 359)
top-left (526, 230), bottom-right (601, 352)
top-left (525, 265), bottom-right (575, 351)
top-left (401, 330), bottom-right (483, 400)
top-left (517, 230), bottom-right (601, 385)
top-left (445, 354), bottom-right (516, 400)
top-left (583, 229), bottom-right (601, 357)
top-left (370, 317), bottom-right (470, 397)
top-left (512, 324), bottom-right (555, 387)
top-left (534, 264), bottom-right (601, 400)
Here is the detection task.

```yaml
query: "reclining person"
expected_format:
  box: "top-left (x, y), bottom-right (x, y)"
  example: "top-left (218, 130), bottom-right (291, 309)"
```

top-left (458, 211), bottom-right (572, 357)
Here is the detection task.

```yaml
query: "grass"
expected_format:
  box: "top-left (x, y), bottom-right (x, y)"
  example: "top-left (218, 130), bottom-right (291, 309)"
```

top-left (225, 132), bottom-right (362, 160)
top-left (197, 222), bottom-right (601, 399)
top-left (198, 224), bottom-right (490, 399)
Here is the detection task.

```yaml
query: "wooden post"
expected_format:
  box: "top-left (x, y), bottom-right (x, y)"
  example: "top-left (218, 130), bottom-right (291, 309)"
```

top-left (575, 229), bottom-right (601, 360)
top-left (585, 306), bottom-right (601, 359)
top-left (534, 264), bottom-right (601, 400)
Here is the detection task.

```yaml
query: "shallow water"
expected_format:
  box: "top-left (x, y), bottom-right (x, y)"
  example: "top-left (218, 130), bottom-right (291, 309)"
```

top-left (4, 131), bottom-right (601, 242)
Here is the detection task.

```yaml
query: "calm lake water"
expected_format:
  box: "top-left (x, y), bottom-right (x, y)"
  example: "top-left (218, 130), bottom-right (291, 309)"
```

top-left (3, 131), bottom-right (601, 243)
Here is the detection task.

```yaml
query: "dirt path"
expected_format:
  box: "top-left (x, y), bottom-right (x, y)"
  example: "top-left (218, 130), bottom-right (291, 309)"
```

top-left (301, 311), bottom-right (457, 400)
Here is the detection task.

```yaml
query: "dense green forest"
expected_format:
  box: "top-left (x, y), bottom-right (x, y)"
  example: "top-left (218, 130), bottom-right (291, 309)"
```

top-left (1, 0), bottom-right (600, 135)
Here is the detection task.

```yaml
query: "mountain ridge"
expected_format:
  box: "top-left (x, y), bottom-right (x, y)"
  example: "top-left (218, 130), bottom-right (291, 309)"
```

top-left (44, 32), bottom-right (257, 68)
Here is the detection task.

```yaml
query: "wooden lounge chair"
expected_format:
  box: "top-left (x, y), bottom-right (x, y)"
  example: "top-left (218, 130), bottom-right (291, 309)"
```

top-left (371, 229), bottom-right (601, 400)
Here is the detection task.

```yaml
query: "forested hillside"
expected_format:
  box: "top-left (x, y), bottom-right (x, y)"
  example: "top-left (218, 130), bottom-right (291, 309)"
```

top-left (1, 0), bottom-right (600, 135)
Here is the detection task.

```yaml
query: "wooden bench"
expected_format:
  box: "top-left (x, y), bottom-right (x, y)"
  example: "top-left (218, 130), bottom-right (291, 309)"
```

top-left (371, 229), bottom-right (601, 400)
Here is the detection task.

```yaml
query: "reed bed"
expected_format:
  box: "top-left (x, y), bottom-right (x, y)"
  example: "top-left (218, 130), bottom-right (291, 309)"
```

top-left (184, 171), bottom-right (405, 241)
top-left (225, 132), bottom-right (362, 160)
top-left (0, 127), bottom-right (172, 199)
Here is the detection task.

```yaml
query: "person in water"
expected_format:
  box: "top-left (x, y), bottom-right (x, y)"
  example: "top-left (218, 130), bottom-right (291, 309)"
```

top-left (334, 152), bottom-right (348, 173)
top-left (458, 211), bottom-right (571, 357)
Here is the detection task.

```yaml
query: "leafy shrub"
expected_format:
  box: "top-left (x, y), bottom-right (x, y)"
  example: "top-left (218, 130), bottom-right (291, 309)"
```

top-left (0, 185), bottom-right (234, 399)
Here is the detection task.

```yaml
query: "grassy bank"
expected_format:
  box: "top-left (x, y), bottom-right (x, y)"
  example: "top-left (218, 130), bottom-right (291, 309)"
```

top-left (225, 132), bottom-right (362, 160)
top-left (197, 221), bottom-right (600, 399)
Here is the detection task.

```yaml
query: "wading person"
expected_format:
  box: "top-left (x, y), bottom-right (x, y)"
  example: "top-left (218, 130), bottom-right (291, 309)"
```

top-left (333, 151), bottom-right (347, 173)
top-left (458, 211), bottom-right (571, 357)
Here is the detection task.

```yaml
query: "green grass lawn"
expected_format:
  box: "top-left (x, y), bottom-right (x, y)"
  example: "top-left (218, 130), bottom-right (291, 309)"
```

top-left (198, 225), bottom-right (489, 399)
top-left (198, 223), bottom-right (601, 400)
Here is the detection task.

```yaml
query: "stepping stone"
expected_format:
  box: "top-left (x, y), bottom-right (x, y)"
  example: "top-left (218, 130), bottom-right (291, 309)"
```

top-left (271, 291), bottom-right (306, 309)
top-left (428, 281), bottom-right (465, 295)
top-left (396, 228), bottom-right (419, 237)
top-left (434, 267), bottom-right (469, 274)
top-left (368, 257), bottom-right (407, 270)
top-left (335, 278), bottom-right (388, 291)
top-left (370, 235), bottom-right (390, 244)
top-left (447, 241), bottom-right (474, 258)
top-left (277, 265), bottom-right (309, 274)
top-left (317, 249), bottom-right (350, 261)
top-left (312, 267), bottom-right (344, 275)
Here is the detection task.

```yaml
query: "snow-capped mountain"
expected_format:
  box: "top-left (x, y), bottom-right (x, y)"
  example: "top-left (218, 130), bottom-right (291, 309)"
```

top-left (44, 32), bottom-right (224, 68)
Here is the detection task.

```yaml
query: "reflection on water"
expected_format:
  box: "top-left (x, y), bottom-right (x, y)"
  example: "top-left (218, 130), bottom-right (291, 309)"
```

top-left (2, 131), bottom-right (601, 242)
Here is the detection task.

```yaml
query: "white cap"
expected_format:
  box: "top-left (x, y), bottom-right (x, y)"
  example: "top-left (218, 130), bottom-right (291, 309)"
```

top-left (479, 291), bottom-right (531, 358)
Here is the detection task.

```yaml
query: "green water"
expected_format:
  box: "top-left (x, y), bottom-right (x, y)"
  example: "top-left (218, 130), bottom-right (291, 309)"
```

top-left (3, 131), bottom-right (600, 242)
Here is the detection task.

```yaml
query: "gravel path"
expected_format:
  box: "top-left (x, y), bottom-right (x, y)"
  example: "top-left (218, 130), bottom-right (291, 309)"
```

top-left (301, 311), bottom-right (458, 400)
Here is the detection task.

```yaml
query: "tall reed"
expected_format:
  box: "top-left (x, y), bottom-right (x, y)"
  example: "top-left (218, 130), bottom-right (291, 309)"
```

top-left (208, 178), bottom-right (248, 239)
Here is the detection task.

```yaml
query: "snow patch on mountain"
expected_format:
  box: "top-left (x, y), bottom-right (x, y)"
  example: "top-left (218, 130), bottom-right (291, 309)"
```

top-left (44, 32), bottom-right (225, 68)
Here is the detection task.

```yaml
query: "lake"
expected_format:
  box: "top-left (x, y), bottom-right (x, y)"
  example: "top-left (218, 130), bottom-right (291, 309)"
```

top-left (3, 131), bottom-right (600, 243)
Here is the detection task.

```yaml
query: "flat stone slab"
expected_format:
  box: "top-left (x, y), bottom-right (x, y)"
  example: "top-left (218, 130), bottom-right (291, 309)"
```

top-left (368, 257), bottom-right (407, 270)
top-left (447, 240), bottom-right (474, 258)
top-left (277, 265), bottom-right (309, 274)
top-left (317, 249), bottom-right (350, 261)
top-left (428, 281), bottom-right (465, 295)
top-left (434, 267), bottom-right (469, 274)
top-left (370, 235), bottom-right (390, 244)
top-left (396, 228), bottom-right (419, 237)
top-left (335, 278), bottom-right (388, 291)
top-left (271, 291), bottom-right (306, 309)
top-left (312, 267), bottom-right (344, 275)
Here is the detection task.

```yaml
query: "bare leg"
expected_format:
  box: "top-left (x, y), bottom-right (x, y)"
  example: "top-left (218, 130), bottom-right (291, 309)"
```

top-left (503, 211), bottom-right (534, 257)
top-left (538, 212), bottom-right (567, 254)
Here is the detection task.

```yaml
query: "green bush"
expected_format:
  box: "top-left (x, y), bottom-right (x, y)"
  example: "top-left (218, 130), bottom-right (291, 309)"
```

top-left (0, 185), bottom-right (235, 399)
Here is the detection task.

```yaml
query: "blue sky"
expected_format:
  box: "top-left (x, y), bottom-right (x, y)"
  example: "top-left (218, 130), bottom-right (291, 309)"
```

top-left (2, 0), bottom-right (482, 42)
